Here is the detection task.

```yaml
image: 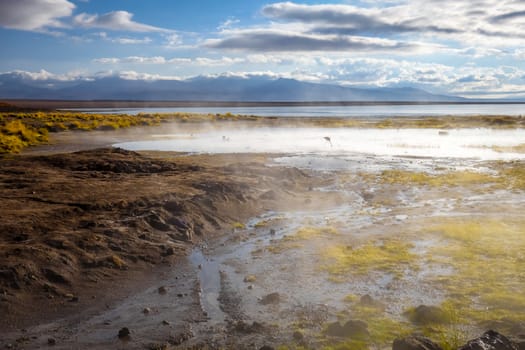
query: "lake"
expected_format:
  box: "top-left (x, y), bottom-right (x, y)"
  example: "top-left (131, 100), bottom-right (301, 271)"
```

top-left (69, 103), bottom-right (525, 118)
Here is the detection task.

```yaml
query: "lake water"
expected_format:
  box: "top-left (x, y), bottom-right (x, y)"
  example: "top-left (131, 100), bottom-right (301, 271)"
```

top-left (71, 103), bottom-right (525, 118)
top-left (115, 127), bottom-right (525, 166)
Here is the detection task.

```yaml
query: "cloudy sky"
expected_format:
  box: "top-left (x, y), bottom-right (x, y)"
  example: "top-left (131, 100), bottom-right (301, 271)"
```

top-left (1, 0), bottom-right (525, 98)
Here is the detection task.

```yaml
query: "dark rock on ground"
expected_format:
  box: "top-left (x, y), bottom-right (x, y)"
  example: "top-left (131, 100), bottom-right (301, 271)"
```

top-left (325, 319), bottom-right (369, 338)
top-left (259, 346), bottom-right (275, 350)
top-left (293, 330), bottom-right (304, 341)
top-left (459, 330), bottom-right (518, 350)
top-left (118, 327), bottom-right (130, 339)
top-left (259, 292), bottom-right (280, 305)
top-left (405, 305), bottom-right (447, 325)
top-left (233, 320), bottom-right (266, 334)
top-left (359, 294), bottom-right (385, 310)
top-left (393, 335), bottom-right (443, 350)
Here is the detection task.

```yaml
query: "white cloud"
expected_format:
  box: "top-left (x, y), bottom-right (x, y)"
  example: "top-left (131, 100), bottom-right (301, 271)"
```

top-left (217, 18), bottom-right (240, 31)
top-left (73, 11), bottom-right (170, 32)
top-left (0, 0), bottom-right (75, 31)
top-left (207, 1), bottom-right (525, 54)
top-left (112, 37), bottom-right (152, 44)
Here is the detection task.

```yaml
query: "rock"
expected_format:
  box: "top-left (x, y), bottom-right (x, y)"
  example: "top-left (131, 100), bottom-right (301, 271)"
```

top-left (247, 284), bottom-right (254, 290)
top-left (162, 320), bottom-right (170, 326)
top-left (158, 286), bottom-right (167, 294)
top-left (405, 305), bottom-right (447, 325)
top-left (459, 330), bottom-right (518, 350)
top-left (244, 275), bottom-right (256, 283)
top-left (259, 346), bottom-right (275, 350)
top-left (47, 338), bottom-right (56, 346)
top-left (118, 327), bottom-right (130, 339)
top-left (143, 307), bottom-right (151, 314)
top-left (359, 294), bottom-right (384, 309)
top-left (293, 330), bottom-right (304, 341)
top-left (325, 320), bottom-right (369, 338)
top-left (259, 292), bottom-right (280, 305)
top-left (234, 321), bottom-right (265, 334)
top-left (393, 335), bottom-right (443, 350)
top-left (270, 229), bottom-right (276, 235)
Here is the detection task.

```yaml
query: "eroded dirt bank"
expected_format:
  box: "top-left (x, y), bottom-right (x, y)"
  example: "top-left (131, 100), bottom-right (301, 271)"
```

top-left (0, 148), bottom-right (324, 340)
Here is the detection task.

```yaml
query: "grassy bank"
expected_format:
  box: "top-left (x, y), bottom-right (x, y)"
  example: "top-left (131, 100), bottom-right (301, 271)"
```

top-left (0, 108), bottom-right (255, 154)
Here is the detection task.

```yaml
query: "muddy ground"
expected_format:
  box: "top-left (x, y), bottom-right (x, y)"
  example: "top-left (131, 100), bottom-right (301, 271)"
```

top-left (2, 127), bottom-right (525, 349)
top-left (0, 146), bottom-right (336, 349)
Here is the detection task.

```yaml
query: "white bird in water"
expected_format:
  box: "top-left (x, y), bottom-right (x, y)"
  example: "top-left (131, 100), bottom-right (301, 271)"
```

top-left (324, 136), bottom-right (332, 147)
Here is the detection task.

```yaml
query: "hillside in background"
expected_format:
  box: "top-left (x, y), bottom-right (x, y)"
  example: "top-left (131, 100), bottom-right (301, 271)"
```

top-left (0, 73), bottom-right (466, 102)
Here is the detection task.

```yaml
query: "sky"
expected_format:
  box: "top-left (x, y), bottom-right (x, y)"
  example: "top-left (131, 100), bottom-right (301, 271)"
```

top-left (0, 0), bottom-right (525, 98)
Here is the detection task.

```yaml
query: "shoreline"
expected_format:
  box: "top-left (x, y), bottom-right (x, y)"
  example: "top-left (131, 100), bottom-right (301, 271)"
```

top-left (4, 99), bottom-right (525, 110)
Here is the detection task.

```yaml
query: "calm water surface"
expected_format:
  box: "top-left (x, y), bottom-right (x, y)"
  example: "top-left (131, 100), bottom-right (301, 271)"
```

top-left (69, 104), bottom-right (525, 118)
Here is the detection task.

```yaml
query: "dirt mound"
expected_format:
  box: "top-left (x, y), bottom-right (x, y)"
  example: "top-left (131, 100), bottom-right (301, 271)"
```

top-left (31, 147), bottom-right (200, 173)
top-left (0, 148), bottom-right (313, 328)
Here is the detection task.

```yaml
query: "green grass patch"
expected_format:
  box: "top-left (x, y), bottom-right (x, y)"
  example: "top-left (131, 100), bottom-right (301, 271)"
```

top-left (321, 239), bottom-right (416, 277)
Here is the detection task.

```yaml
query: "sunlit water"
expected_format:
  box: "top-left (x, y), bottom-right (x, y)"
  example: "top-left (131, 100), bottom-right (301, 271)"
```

top-left (115, 127), bottom-right (525, 162)
top-left (68, 103), bottom-right (525, 117)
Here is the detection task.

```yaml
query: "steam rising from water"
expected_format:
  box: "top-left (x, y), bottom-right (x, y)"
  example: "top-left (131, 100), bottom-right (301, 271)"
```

top-left (115, 127), bottom-right (525, 161)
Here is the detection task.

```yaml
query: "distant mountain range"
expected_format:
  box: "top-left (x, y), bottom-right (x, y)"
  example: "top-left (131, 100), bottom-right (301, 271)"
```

top-left (0, 72), bottom-right (468, 102)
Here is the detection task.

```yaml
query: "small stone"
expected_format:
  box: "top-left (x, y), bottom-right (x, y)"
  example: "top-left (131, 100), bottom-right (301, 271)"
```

top-left (143, 307), bottom-right (151, 314)
top-left (405, 305), bottom-right (447, 325)
top-left (198, 264), bottom-right (202, 269)
top-left (162, 320), bottom-right (170, 326)
top-left (47, 338), bottom-right (56, 346)
top-left (244, 275), bottom-right (257, 283)
top-left (118, 327), bottom-right (130, 339)
top-left (259, 346), bottom-right (275, 350)
top-left (270, 229), bottom-right (276, 235)
top-left (259, 292), bottom-right (280, 305)
top-left (177, 293), bottom-right (183, 298)
top-left (293, 331), bottom-right (304, 341)
top-left (248, 284), bottom-right (254, 290)
top-left (393, 335), bottom-right (443, 350)
top-left (158, 286), bottom-right (167, 294)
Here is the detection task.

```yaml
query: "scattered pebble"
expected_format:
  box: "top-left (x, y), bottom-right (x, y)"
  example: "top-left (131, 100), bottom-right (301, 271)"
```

top-left (243, 275), bottom-right (256, 283)
top-left (143, 307), bottom-right (151, 314)
top-left (47, 338), bottom-right (56, 346)
top-left (158, 286), bottom-right (167, 294)
top-left (118, 327), bottom-right (130, 339)
top-left (162, 320), bottom-right (170, 326)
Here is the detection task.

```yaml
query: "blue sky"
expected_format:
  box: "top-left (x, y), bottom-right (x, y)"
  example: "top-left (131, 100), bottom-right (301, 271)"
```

top-left (1, 0), bottom-right (525, 98)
